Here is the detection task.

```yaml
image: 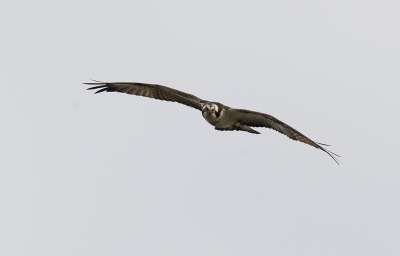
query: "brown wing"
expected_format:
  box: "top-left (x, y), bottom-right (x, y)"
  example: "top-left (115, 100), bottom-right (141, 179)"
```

top-left (231, 108), bottom-right (340, 164)
top-left (84, 81), bottom-right (203, 110)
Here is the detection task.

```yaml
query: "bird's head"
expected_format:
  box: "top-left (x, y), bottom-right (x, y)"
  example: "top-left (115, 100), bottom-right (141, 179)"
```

top-left (202, 103), bottom-right (219, 115)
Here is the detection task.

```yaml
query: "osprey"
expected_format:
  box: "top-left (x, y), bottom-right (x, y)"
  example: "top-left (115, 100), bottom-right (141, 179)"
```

top-left (85, 81), bottom-right (339, 164)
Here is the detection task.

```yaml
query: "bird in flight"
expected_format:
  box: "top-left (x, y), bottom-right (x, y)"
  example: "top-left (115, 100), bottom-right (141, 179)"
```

top-left (85, 81), bottom-right (339, 164)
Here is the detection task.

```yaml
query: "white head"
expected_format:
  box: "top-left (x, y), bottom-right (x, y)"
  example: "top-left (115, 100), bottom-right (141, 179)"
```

top-left (202, 103), bottom-right (219, 115)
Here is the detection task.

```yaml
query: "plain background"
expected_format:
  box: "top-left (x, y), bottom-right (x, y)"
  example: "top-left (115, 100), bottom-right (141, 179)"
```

top-left (1, 0), bottom-right (399, 255)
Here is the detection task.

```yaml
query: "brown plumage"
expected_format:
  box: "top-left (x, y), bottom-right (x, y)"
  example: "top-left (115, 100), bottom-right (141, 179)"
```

top-left (85, 81), bottom-right (202, 110)
top-left (229, 108), bottom-right (339, 163)
top-left (85, 81), bottom-right (340, 164)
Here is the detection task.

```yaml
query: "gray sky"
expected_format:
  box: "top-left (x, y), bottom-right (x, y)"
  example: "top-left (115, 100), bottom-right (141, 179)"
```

top-left (1, 0), bottom-right (399, 255)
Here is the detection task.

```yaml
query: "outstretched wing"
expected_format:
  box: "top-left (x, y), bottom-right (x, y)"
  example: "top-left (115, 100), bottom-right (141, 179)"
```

top-left (84, 81), bottom-right (203, 110)
top-left (231, 108), bottom-right (340, 164)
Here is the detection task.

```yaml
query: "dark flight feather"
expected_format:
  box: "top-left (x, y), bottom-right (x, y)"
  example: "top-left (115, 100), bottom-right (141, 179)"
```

top-left (230, 108), bottom-right (340, 164)
top-left (85, 81), bottom-right (203, 110)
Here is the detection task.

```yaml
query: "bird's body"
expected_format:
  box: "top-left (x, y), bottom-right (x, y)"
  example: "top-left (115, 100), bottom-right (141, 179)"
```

top-left (85, 81), bottom-right (339, 164)
top-left (201, 102), bottom-right (260, 134)
top-left (201, 102), bottom-right (230, 127)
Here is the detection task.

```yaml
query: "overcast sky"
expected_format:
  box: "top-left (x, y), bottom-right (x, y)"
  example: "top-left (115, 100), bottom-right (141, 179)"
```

top-left (1, 0), bottom-right (399, 255)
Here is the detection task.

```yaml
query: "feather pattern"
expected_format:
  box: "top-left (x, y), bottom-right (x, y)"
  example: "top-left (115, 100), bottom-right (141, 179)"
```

top-left (231, 108), bottom-right (340, 164)
top-left (84, 81), bottom-right (203, 110)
